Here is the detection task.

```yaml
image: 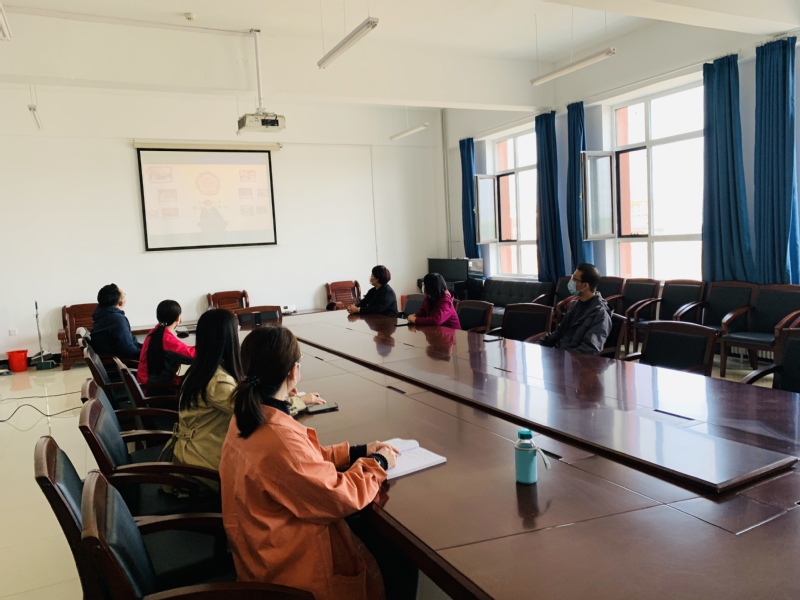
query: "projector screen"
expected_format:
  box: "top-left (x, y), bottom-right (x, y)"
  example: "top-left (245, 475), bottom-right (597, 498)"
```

top-left (137, 148), bottom-right (277, 251)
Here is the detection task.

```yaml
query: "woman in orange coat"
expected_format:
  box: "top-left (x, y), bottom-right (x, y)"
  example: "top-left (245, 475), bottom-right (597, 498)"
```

top-left (219, 326), bottom-right (399, 600)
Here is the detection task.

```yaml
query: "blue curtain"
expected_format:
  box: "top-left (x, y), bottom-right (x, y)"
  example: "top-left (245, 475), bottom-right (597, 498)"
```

top-left (702, 55), bottom-right (756, 282)
top-left (459, 138), bottom-right (481, 259)
top-left (535, 111), bottom-right (566, 282)
top-left (754, 37), bottom-right (800, 284)
top-left (566, 102), bottom-right (593, 271)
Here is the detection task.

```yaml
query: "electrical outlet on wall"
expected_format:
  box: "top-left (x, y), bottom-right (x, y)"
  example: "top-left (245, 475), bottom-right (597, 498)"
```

top-left (8, 329), bottom-right (17, 336)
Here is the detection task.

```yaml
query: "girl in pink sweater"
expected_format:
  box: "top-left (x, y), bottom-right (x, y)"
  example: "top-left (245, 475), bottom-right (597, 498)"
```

top-left (407, 273), bottom-right (461, 329)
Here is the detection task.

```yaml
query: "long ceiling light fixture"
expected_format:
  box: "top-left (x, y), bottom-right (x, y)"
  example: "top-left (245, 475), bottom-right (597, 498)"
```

top-left (390, 123), bottom-right (429, 141)
top-left (0, 3), bottom-right (12, 41)
top-left (318, 16), bottom-right (379, 69)
top-left (530, 47), bottom-right (616, 86)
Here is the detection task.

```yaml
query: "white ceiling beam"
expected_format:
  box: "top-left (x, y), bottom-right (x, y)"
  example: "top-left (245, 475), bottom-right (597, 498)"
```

top-left (544, 0), bottom-right (800, 35)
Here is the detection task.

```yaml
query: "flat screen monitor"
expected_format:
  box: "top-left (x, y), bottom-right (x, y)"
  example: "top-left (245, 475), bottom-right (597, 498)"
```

top-left (428, 258), bottom-right (469, 282)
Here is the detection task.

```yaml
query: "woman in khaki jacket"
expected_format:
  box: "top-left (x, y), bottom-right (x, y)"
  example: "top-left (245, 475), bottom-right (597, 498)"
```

top-left (220, 326), bottom-right (402, 600)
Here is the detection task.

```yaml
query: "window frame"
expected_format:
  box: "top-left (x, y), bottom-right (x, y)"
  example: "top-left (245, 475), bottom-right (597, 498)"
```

top-left (611, 82), bottom-right (704, 279)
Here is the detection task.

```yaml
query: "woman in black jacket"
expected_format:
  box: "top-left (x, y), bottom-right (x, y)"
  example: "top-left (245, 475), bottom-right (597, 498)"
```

top-left (347, 265), bottom-right (399, 317)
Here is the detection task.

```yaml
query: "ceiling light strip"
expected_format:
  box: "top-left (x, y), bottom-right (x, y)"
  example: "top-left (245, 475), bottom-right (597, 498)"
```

top-left (0, 4), bottom-right (12, 40)
top-left (530, 47), bottom-right (616, 86)
top-left (318, 16), bottom-right (378, 69)
top-left (389, 123), bottom-right (429, 141)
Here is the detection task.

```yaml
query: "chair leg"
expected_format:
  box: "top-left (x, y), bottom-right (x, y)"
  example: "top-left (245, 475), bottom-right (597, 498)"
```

top-left (720, 342), bottom-right (728, 378)
top-left (748, 349), bottom-right (759, 370)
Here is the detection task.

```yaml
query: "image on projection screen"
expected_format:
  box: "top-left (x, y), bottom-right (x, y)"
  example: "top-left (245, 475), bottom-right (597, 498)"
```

top-left (137, 149), bottom-right (277, 250)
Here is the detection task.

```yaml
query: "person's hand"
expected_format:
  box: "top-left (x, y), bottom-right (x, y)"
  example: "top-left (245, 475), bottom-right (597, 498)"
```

top-left (346, 305), bottom-right (360, 314)
top-left (407, 314), bottom-right (416, 323)
top-left (376, 447), bottom-right (397, 469)
top-left (367, 440), bottom-right (400, 456)
top-left (289, 386), bottom-right (299, 397)
top-left (302, 392), bottom-right (326, 405)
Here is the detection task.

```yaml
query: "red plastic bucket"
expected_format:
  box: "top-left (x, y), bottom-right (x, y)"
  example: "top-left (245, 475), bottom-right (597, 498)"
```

top-left (7, 350), bottom-right (28, 372)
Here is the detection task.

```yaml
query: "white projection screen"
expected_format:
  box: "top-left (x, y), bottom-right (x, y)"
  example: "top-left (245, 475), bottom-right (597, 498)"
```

top-left (137, 148), bottom-right (277, 251)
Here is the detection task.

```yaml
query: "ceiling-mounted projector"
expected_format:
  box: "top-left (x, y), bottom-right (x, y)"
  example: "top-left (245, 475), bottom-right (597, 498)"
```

top-left (237, 112), bottom-right (285, 134)
top-left (238, 29), bottom-right (285, 135)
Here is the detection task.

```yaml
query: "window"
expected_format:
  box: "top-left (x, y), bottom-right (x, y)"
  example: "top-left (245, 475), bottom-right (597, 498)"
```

top-left (612, 85), bottom-right (703, 279)
top-left (493, 130), bottom-right (538, 276)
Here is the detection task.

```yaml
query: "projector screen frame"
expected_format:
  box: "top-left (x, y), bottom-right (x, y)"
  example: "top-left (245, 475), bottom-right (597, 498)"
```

top-left (136, 147), bottom-right (278, 252)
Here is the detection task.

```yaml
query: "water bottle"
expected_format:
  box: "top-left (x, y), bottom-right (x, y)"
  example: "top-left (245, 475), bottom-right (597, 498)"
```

top-left (515, 429), bottom-right (538, 484)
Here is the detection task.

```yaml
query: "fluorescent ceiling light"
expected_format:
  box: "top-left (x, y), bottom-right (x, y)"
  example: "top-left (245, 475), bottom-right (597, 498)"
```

top-left (530, 47), bottom-right (616, 86)
top-left (390, 122), bottom-right (429, 141)
top-left (318, 16), bottom-right (378, 69)
top-left (28, 105), bottom-right (43, 129)
top-left (0, 4), bottom-right (12, 40)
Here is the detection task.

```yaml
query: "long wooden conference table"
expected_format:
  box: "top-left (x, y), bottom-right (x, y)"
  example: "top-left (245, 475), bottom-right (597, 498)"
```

top-left (280, 310), bottom-right (800, 599)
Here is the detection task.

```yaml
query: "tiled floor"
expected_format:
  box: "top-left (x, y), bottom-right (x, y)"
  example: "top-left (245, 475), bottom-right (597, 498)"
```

top-left (0, 355), bottom-right (771, 599)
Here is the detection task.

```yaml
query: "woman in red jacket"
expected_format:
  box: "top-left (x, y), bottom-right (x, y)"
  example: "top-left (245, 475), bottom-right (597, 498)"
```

top-left (407, 272), bottom-right (461, 329)
top-left (137, 299), bottom-right (196, 391)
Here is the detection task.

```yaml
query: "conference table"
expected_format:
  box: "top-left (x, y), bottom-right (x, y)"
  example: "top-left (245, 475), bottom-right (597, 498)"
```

top-left (279, 310), bottom-right (800, 599)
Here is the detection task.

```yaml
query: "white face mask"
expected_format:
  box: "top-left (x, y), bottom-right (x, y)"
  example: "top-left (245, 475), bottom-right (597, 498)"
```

top-left (568, 278), bottom-right (579, 295)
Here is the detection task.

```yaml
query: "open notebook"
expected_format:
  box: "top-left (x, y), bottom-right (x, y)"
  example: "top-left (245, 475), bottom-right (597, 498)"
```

top-left (382, 438), bottom-right (446, 480)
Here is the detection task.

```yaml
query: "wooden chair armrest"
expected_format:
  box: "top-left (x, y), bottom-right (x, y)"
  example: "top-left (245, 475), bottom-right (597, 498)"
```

top-left (741, 364), bottom-right (780, 385)
top-left (774, 310), bottom-right (800, 336)
top-left (488, 327), bottom-right (503, 336)
top-left (525, 332), bottom-right (548, 343)
top-left (114, 462), bottom-right (221, 482)
top-left (532, 292), bottom-right (555, 305)
top-left (720, 305), bottom-right (752, 335)
top-left (119, 430), bottom-right (174, 444)
top-left (604, 294), bottom-right (623, 310)
top-left (556, 295), bottom-right (578, 312)
top-left (627, 298), bottom-right (661, 322)
top-left (623, 352), bottom-right (643, 361)
top-left (146, 582), bottom-right (315, 599)
top-left (57, 329), bottom-right (68, 342)
top-left (136, 513), bottom-right (224, 536)
top-left (674, 300), bottom-right (706, 321)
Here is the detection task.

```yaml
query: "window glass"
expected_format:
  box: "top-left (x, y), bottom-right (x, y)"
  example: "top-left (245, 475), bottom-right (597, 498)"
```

top-left (519, 244), bottom-right (537, 276)
top-left (518, 170), bottom-right (537, 241)
top-left (615, 103), bottom-right (645, 146)
top-left (584, 154), bottom-right (614, 238)
top-left (650, 87), bottom-right (704, 140)
top-left (653, 241), bottom-right (702, 280)
top-left (498, 174), bottom-right (517, 242)
top-left (516, 132), bottom-right (536, 168)
top-left (496, 139), bottom-right (514, 172)
top-left (618, 241), bottom-right (649, 278)
top-left (617, 149), bottom-right (648, 236)
top-left (652, 138), bottom-right (703, 235)
top-left (499, 245), bottom-right (518, 274)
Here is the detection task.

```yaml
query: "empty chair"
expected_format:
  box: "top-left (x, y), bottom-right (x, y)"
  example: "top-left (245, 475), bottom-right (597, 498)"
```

top-left (402, 293), bottom-right (425, 318)
top-left (233, 305), bottom-right (282, 329)
top-left (674, 281), bottom-right (757, 331)
top-left (207, 290), bottom-right (250, 311)
top-left (59, 302), bottom-right (96, 370)
top-left (489, 303), bottom-right (553, 342)
top-left (456, 300), bottom-right (494, 333)
top-left (613, 278), bottom-right (661, 316)
top-left (625, 321), bottom-right (719, 376)
top-left (628, 279), bottom-right (706, 350)
top-left (85, 344), bottom-right (132, 409)
top-left (596, 276), bottom-right (626, 305)
top-left (81, 471), bottom-right (309, 600)
top-left (34, 436), bottom-right (107, 599)
top-left (742, 327), bottom-right (800, 392)
top-left (81, 377), bottom-right (177, 433)
top-left (325, 280), bottom-right (361, 310)
top-left (113, 357), bottom-right (179, 411)
top-left (720, 284), bottom-right (800, 377)
top-left (79, 398), bottom-right (219, 515)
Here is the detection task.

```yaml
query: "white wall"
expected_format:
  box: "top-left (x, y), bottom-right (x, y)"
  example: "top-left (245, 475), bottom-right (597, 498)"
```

top-left (0, 84), bottom-right (445, 357)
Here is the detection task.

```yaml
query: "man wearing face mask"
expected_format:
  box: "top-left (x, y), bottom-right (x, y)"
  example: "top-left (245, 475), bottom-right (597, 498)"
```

top-left (537, 263), bottom-right (612, 355)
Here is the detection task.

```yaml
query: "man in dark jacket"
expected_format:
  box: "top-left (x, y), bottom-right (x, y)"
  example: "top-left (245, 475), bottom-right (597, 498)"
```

top-left (90, 284), bottom-right (142, 360)
top-left (538, 263), bottom-right (612, 355)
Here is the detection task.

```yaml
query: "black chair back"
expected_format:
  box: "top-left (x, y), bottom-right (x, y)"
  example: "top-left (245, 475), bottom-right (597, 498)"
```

top-left (774, 328), bottom-right (800, 392)
top-left (403, 294), bottom-right (425, 317)
top-left (79, 399), bottom-right (132, 474)
top-left (639, 321), bottom-right (718, 376)
top-left (554, 276), bottom-right (572, 305)
top-left (704, 282), bottom-right (756, 329)
top-left (500, 304), bottom-right (553, 342)
top-left (600, 313), bottom-right (628, 359)
top-left (457, 300), bottom-right (493, 332)
top-left (597, 276), bottom-right (625, 299)
top-left (659, 281), bottom-right (705, 321)
top-left (234, 305), bottom-right (282, 329)
top-left (621, 279), bottom-right (661, 317)
top-left (751, 285), bottom-right (800, 334)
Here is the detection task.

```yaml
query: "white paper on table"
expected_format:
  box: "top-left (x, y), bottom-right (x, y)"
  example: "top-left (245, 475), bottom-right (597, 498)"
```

top-left (381, 438), bottom-right (446, 480)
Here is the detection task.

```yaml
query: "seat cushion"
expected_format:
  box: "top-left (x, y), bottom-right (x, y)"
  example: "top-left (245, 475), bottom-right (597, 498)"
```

top-left (482, 279), bottom-right (554, 308)
top-left (147, 530), bottom-right (235, 591)
top-left (723, 332), bottom-right (775, 346)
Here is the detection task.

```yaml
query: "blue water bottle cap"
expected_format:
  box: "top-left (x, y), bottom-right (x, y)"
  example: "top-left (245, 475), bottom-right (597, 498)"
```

top-left (518, 429), bottom-right (533, 440)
